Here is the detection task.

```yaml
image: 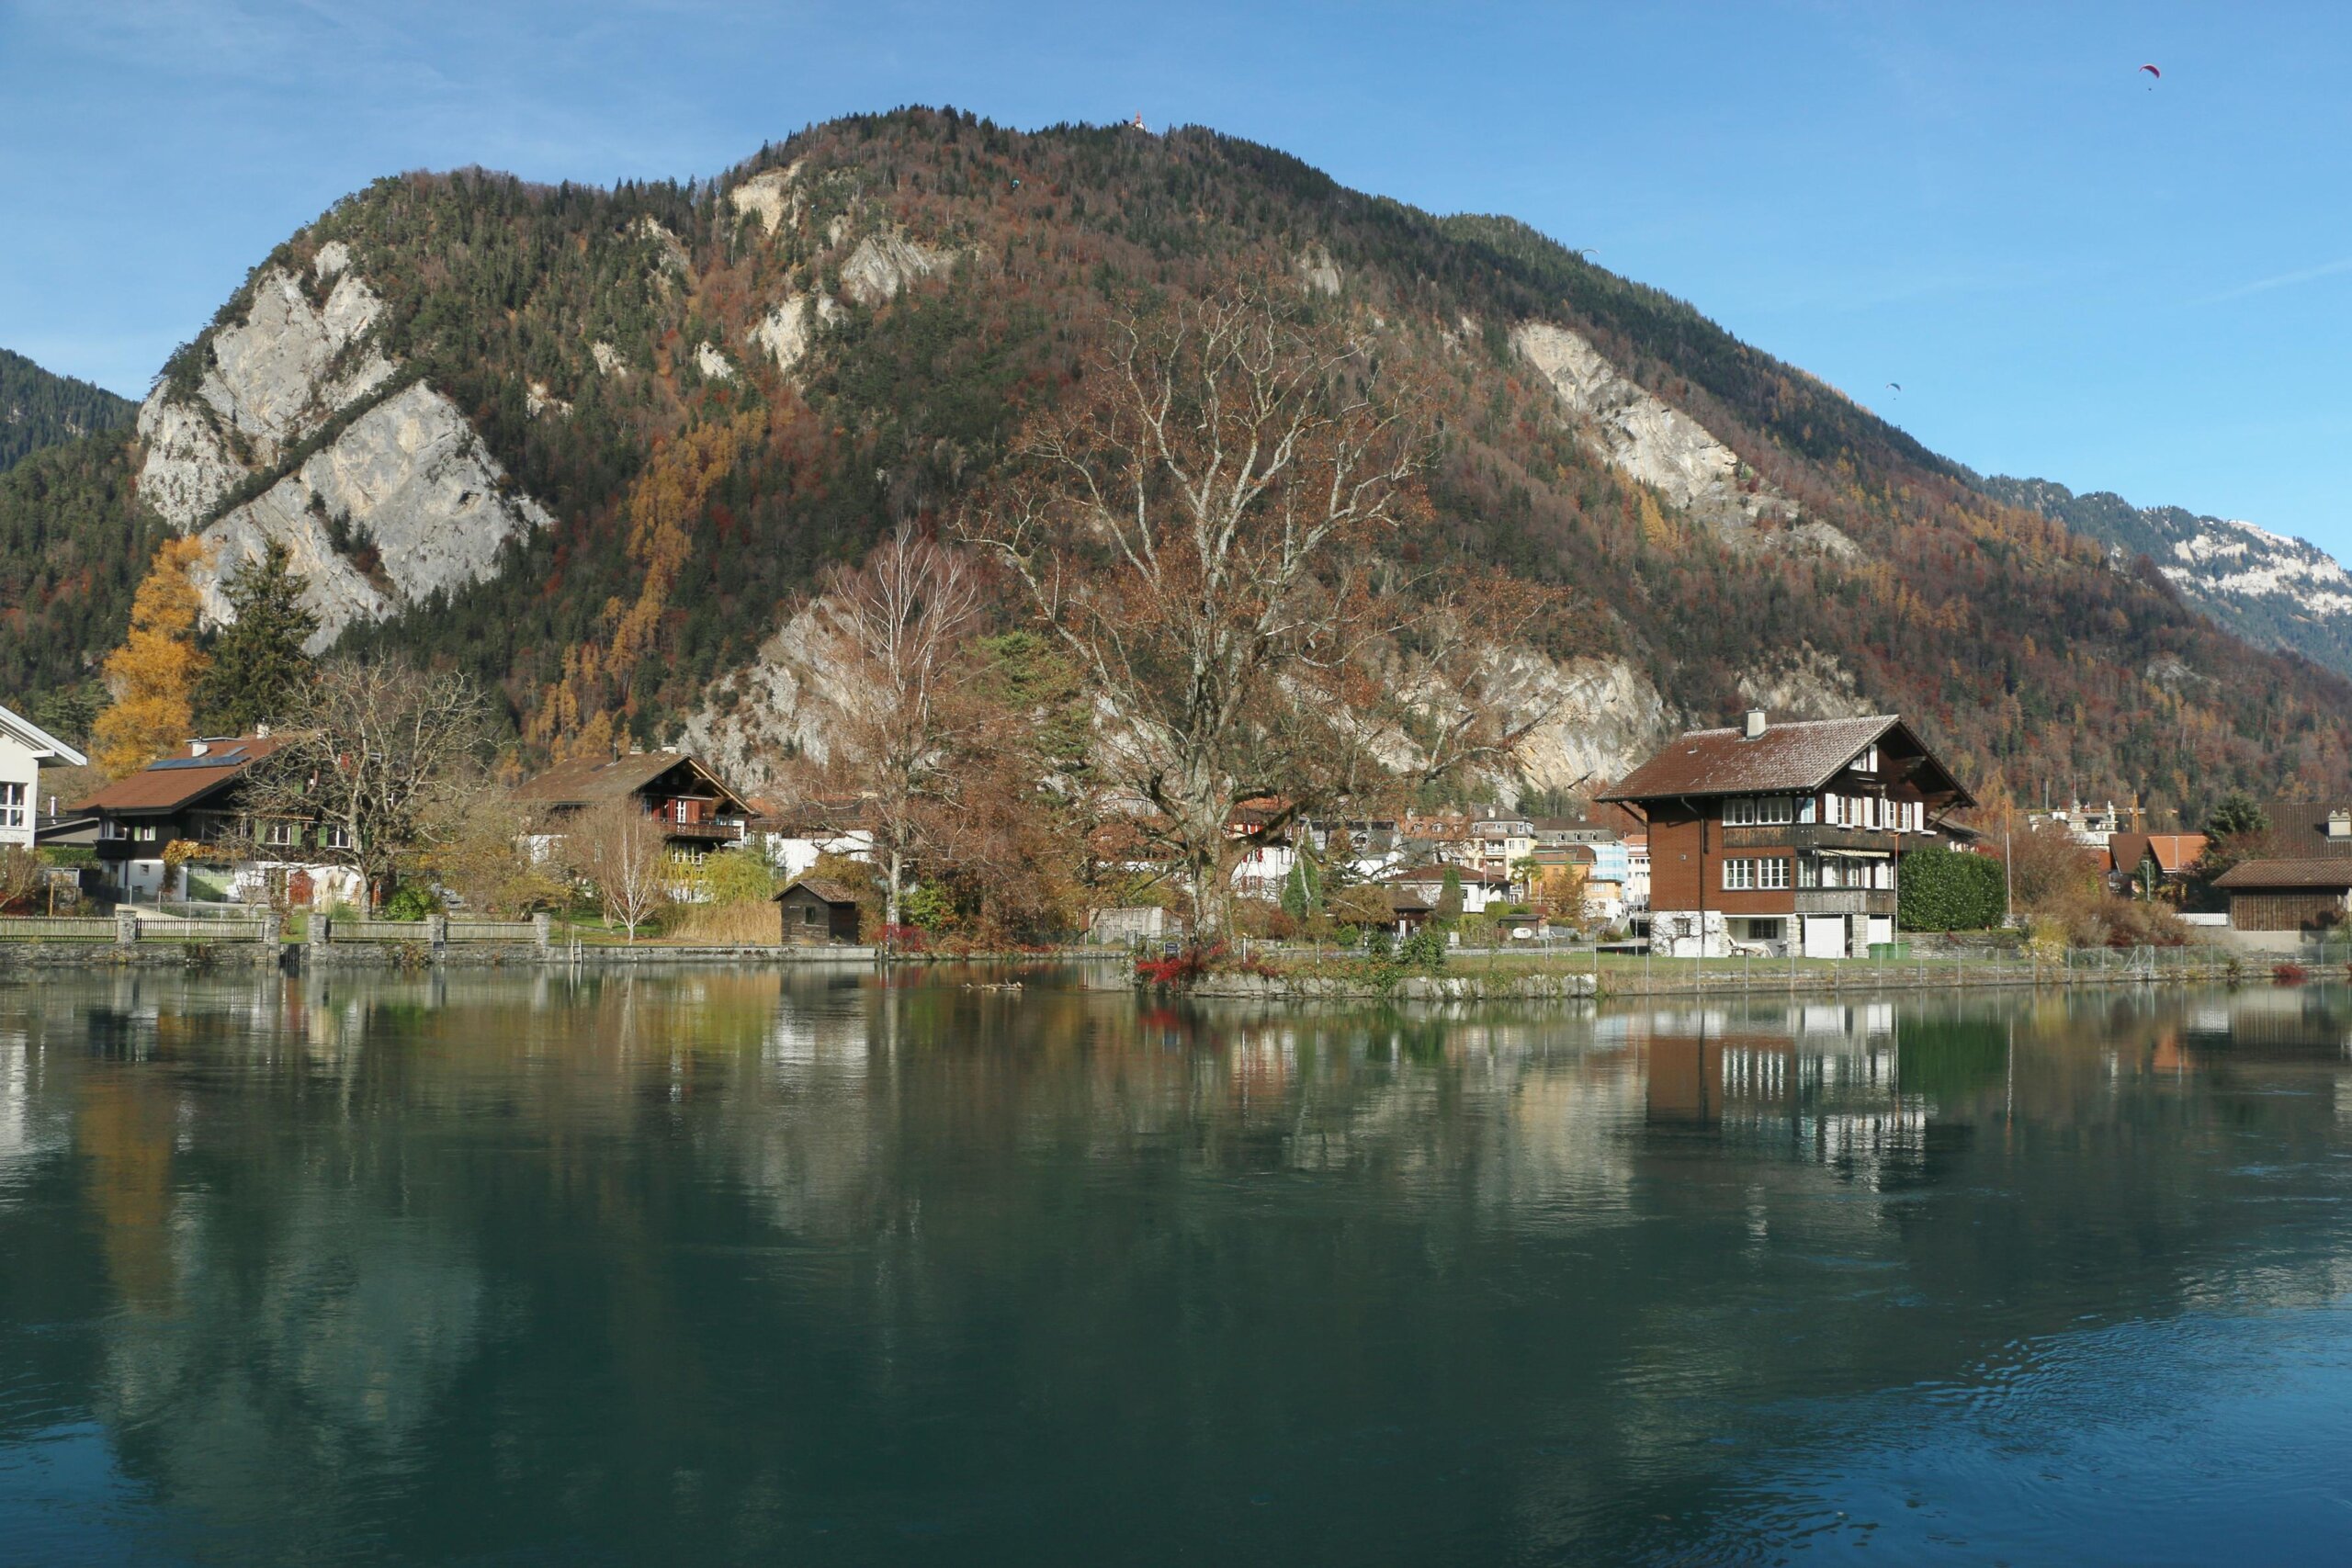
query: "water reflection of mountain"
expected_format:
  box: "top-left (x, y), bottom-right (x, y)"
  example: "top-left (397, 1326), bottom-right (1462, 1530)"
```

top-left (5, 975), bottom-right (2352, 1562)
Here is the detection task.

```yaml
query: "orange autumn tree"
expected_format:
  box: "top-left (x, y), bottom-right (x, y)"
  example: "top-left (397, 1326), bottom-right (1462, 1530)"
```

top-left (92, 536), bottom-right (211, 778)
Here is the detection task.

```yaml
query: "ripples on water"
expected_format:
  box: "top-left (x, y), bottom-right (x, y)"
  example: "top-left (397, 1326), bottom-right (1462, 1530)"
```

top-left (4, 969), bottom-right (2352, 1563)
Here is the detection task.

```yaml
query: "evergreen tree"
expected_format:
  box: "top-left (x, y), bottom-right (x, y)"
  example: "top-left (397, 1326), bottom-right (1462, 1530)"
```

top-left (196, 543), bottom-right (319, 735)
top-left (2207, 792), bottom-right (2269, 843)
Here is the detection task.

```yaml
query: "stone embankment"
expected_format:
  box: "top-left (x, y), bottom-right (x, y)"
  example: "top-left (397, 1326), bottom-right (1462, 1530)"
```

top-left (1186, 971), bottom-right (1598, 1002)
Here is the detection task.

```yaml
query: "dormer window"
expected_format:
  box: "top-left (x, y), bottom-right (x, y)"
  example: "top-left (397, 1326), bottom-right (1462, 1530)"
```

top-left (1856, 744), bottom-right (1881, 773)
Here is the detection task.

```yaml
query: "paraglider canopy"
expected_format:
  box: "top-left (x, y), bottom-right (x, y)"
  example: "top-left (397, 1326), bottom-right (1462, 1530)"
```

top-left (1886, 382), bottom-right (1903, 393)
top-left (2140, 63), bottom-right (2161, 78)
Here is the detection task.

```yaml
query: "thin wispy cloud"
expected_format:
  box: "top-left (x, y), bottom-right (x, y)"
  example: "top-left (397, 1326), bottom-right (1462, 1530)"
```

top-left (2199, 255), bottom-right (2352, 304)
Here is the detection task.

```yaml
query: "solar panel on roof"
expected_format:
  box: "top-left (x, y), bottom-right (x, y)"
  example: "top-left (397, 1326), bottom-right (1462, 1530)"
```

top-left (147, 752), bottom-right (244, 771)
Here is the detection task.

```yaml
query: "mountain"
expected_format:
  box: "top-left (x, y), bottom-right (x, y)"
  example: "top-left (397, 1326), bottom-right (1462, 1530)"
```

top-left (0, 347), bottom-right (134, 470)
top-left (1979, 476), bottom-right (2352, 680)
top-left (5, 107), bottom-right (2351, 818)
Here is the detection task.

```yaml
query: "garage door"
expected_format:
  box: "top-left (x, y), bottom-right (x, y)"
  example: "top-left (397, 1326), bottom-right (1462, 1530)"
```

top-left (1804, 917), bottom-right (1846, 960)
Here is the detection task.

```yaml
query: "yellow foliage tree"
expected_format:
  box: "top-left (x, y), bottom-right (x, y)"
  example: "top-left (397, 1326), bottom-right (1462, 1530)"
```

top-left (92, 536), bottom-right (211, 778)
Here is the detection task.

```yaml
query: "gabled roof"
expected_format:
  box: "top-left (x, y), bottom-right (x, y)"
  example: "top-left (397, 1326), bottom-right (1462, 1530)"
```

top-left (0, 701), bottom-right (86, 767)
top-left (775, 876), bottom-right (864, 906)
top-left (512, 750), bottom-right (752, 814)
top-left (1598, 714), bottom-right (1973, 807)
top-left (2110, 832), bottom-right (2209, 875)
top-left (2212, 859), bottom-right (2352, 891)
top-left (74, 736), bottom-right (288, 815)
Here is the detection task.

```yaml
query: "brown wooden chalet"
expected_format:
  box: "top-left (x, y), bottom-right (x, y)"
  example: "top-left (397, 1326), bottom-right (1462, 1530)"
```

top-left (1598, 711), bottom-right (1973, 958)
top-left (74, 735), bottom-right (302, 904)
top-left (511, 750), bottom-right (753, 851)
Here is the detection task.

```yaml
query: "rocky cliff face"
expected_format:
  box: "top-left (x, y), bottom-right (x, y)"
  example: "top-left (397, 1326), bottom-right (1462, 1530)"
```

top-left (133, 251), bottom-right (552, 644)
top-left (1982, 475), bottom-right (2352, 679)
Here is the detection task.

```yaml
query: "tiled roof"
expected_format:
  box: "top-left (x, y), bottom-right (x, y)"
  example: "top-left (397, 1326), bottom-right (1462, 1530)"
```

top-left (2211, 858), bottom-right (2352, 890)
top-left (74, 737), bottom-right (288, 814)
top-left (1600, 716), bottom-right (1900, 802)
top-left (2110, 832), bottom-right (2209, 874)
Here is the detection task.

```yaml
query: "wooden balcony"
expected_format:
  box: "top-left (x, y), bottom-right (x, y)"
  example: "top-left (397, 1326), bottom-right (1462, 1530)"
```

top-left (656, 817), bottom-right (744, 842)
top-left (1792, 888), bottom-right (1898, 917)
top-left (1721, 824), bottom-right (1901, 853)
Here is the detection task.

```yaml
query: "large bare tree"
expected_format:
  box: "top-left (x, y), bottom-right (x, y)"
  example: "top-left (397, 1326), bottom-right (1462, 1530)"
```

top-left (820, 525), bottom-right (984, 939)
top-left (561, 797), bottom-right (672, 942)
top-left (966, 283), bottom-right (1522, 935)
top-left (237, 659), bottom-right (491, 908)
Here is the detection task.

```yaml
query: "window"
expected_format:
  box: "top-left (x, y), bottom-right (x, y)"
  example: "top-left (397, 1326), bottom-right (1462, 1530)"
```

top-left (1857, 744), bottom-right (1880, 773)
top-left (0, 781), bottom-right (21, 829)
top-left (323, 825), bottom-right (351, 851)
top-left (262, 820), bottom-right (295, 848)
top-left (1724, 857), bottom-right (1791, 891)
top-left (1724, 858), bottom-right (1754, 891)
top-left (1797, 855), bottom-right (1820, 888)
top-left (1797, 794), bottom-right (1818, 824)
top-left (803, 906), bottom-right (820, 925)
top-left (132, 824), bottom-right (160, 843)
top-left (1758, 857), bottom-right (1790, 890)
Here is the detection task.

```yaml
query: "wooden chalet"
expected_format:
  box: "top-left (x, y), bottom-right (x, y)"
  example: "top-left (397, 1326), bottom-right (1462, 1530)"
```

top-left (1599, 711), bottom-right (1973, 958)
top-left (512, 750), bottom-right (753, 852)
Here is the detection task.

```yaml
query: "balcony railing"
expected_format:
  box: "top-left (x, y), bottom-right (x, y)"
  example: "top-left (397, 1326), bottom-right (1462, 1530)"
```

top-left (654, 817), bottom-right (744, 841)
top-left (1722, 824), bottom-right (1902, 853)
top-left (1792, 888), bottom-right (1898, 917)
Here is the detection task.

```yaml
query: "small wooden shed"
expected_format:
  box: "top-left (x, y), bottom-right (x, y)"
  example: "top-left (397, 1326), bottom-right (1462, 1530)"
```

top-left (775, 877), bottom-right (864, 945)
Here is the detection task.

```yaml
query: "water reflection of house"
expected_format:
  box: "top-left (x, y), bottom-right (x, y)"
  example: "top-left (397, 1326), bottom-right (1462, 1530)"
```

top-left (1626, 1003), bottom-right (1946, 1181)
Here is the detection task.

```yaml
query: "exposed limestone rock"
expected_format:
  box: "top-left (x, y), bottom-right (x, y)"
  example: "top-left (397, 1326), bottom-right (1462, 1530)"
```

top-left (747, 292), bottom-right (842, 375)
top-left (312, 240), bottom-right (352, 279)
top-left (525, 381), bottom-right (571, 419)
top-left (1487, 650), bottom-right (1675, 795)
top-left (1736, 647), bottom-right (1873, 719)
top-left (1512, 321), bottom-right (1797, 536)
top-left (590, 340), bottom-right (626, 377)
top-left (826, 215), bottom-right (851, 249)
top-left (134, 389), bottom-right (243, 530)
top-left (1296, 246), bottom-right (1341, 296)
top-left (190, 382), bottom-right (553, 649)
top-left (682, 599), bottom-right (857, 790)
top-left (633, 217), bottom-right (691, 281)
top-left (841, 231), bottom-right (953, 305)
top-left (193, 266), bottom-right (396, 460)
top-left (728, 162), bottom-right (805, 235)
top-left (695, 343), bottom-right (737, 381)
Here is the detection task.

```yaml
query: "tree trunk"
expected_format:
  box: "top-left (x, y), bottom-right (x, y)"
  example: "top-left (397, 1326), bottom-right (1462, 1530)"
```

top-left (887, 845), bottom-right (904, 953)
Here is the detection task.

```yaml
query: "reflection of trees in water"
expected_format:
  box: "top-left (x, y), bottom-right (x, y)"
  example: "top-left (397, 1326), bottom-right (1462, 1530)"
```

top-left (6, 976), bottom-right (2352, 1560)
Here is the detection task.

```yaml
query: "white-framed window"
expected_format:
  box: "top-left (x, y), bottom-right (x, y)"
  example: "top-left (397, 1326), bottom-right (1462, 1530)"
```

top-left (132, 823), bottom-right (160, 843)
top-left (323, 825), bottom-right (351, 850)
top-left (262, 820), bottom-right (295, 848)
top-left (0, 781), bottom-right (22, 829)
top-left (1758, 856), bottom-right (1790, 890)
top-left (1724, 856), bottom-right (1792, 891)
top-left (1857, 744), bottom-right (1880, 773)
top-left (1797, 794), bottom-right (1817, 824)
top-left (1723, 858), bottom-right (1754, 891)
top-left (1797, 854), bottom-right (1820, 888)
top-left (1724, 796), bottom-right (1755, 827)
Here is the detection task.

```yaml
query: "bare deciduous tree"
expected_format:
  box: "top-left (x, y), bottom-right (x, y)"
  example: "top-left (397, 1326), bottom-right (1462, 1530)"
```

top-left (238, 659), bottom-right (491, 908)
top-left (822, 525), bottom-right (984, 939)
top-left (561, 797), bottom-right (672, 942)
top-left (966, 283), bottom-right (1523, 936)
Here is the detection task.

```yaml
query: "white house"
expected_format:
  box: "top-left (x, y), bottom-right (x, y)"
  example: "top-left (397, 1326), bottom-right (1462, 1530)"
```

top-left (0, 703), bottom-right (85, 850)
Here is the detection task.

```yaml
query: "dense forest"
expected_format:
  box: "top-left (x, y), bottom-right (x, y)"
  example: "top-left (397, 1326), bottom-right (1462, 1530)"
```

top-left (5, 108), bottom-right (2350, 818)
top-left (0, 347), bottom-right (134, 471)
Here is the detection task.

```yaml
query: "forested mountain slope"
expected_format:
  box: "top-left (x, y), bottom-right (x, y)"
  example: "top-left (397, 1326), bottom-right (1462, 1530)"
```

top-left (4, 108), bottom-right (2348, 818)
top-left (0, 348), bottom-right (134, 471)
top-left (1980, 475), bottom-right (2352, 681)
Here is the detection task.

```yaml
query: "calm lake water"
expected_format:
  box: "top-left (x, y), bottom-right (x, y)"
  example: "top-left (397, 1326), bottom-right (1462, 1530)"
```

top-left (5, 968), bottom-right (2352, 1564)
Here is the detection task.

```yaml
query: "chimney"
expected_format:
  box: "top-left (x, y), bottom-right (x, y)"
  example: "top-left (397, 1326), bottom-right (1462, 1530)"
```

top-left (254, 722), bottom-right (270, 739)
top-left (189, 739), bottom-right (209, 758)
top-left (2329, 810), bottom-right (2349, 840)
top-left (1743, 708), bottom-right (1768, 740)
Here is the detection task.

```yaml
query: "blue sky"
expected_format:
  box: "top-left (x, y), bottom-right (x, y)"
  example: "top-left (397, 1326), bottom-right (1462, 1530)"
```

top-left (6, 1), bottom-right (2351, 550)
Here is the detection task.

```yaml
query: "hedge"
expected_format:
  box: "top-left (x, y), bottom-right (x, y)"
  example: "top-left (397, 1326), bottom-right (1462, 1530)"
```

top-left (1898, 846), bottom-right (2007, 931)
